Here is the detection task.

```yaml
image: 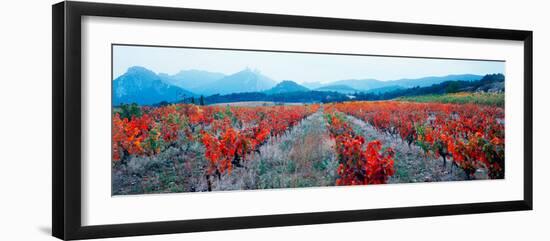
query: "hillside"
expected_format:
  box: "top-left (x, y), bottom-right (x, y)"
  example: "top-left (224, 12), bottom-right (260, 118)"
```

top-left (354, 73), bottom-right (504, 101)
top-left (264, 80), bottom-right (309, 94)
top-left (364, 85), bottom-right (404, 94)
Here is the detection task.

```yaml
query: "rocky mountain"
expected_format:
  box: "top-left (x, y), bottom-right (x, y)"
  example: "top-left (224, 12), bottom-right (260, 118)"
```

top-left (199, 68), bottom-right (277, 95)
top-left (113, 66), bottom-right (195, 105)
top-left (159, 69), bottom-right (225, 93)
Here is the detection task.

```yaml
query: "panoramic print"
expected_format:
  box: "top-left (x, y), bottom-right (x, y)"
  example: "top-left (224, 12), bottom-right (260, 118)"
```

top-left (111, 44), bottom-right (505, 195)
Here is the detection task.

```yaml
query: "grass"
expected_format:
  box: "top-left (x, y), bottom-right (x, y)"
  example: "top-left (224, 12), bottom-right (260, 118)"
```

top-left (247, 112), bottom-right (337, 190)
top-left (396, 92), bottom-right (504, 107)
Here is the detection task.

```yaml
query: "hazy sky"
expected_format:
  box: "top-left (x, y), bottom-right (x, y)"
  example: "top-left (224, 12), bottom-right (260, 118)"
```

top-left (113, 45), bottom-right (505, 83)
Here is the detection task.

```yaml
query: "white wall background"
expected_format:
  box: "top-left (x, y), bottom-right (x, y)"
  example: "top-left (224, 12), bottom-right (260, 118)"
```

top-left (0, 0), bottom-right (547, 240)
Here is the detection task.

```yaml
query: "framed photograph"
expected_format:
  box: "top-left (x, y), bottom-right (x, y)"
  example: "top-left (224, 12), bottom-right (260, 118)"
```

top-left (52, 1), bottom-right (533, 240)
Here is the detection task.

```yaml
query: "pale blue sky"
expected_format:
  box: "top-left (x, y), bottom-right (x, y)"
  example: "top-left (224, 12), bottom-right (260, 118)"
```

top-left (113, 45), bottom-right (504, 83)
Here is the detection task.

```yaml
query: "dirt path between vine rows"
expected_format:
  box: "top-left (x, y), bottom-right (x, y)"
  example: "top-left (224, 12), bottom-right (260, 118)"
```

top-left (343, 114), bottom-right (471, 183)
top-left (211, 111), bottom-right (339, 191)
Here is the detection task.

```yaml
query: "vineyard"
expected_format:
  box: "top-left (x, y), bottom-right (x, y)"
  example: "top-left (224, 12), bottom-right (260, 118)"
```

top-left (112, 100), bottom-right (505, 195)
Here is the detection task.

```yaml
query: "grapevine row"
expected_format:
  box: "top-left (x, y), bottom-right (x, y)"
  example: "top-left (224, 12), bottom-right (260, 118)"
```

top-left (328, 101), bottom-right (505, 179)
top-left (112, 103), bottom-right (319, 191)
top-left (200, 105), bottom-right (319, 185)
top-left (324, 109), bottom-right (395, 185)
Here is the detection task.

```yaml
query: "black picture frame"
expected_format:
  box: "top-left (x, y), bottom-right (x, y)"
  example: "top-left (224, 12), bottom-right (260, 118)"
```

top-left (52, 1), bottom-right (533, 240)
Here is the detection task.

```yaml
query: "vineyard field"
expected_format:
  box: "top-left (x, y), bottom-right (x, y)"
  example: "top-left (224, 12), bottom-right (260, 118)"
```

top-left (112, 100), bottom-right (504, 195)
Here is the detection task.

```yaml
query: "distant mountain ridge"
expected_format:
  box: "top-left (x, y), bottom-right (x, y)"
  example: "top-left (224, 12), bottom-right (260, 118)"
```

top-left (113, 65), bottom-right (495, 105)
top-left (327, 74), bottom-right (483, 91)
top-left (204, 73), bottom-right (504, 105)
top-left (353, 73), bottom-right (505, 101)
top-left (390, 74), bottom-right (483, 87)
